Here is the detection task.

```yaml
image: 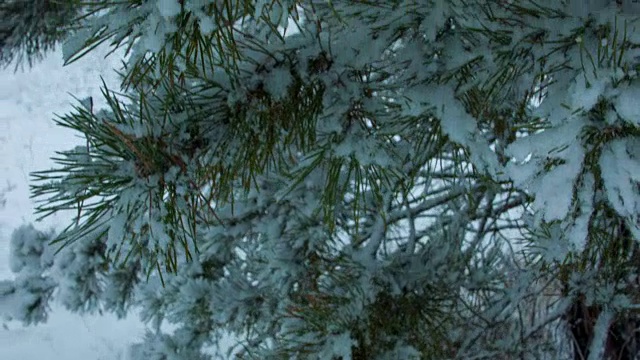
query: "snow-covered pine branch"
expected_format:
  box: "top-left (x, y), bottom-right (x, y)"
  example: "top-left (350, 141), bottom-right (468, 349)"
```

top-left (1, 0), bottom-right (639, 358)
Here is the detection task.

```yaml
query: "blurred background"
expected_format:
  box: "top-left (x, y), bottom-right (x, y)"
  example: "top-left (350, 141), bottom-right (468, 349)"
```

top-left (0, 45), bottom-right (145, 360)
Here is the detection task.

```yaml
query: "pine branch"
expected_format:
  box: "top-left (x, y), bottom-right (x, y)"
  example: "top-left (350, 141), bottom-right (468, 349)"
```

top-left (0, 0), bottom-right (79, 68)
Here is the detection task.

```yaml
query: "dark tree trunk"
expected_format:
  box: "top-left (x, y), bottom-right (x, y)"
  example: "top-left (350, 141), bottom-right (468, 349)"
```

top-left (565, 219), bottom-right (640, 359)
top-left (567, 295), bottom-right (598, 360)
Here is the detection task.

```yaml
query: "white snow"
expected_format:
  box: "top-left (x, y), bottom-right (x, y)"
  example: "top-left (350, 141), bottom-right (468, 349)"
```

top-left (0, 46), bottom-right (145, 360)
top-left (506, 117), bottom-right (586, 223)
top-left (615, 83), bottom-right (640, 126)
top-left (587, 309), bottom-right (615, 360)
top-left (156, 0), bottom-right (182, 20)
top-left (1, 310), bottom-right (142, 360)
top-left (599, 137), bottom-right (640, 239)
top-left (264, 66), bottom-right (293, 100)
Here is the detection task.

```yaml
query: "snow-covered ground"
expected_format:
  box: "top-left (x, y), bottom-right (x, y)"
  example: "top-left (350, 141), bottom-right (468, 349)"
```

top-left (0, 47), bottom-right (145, 360)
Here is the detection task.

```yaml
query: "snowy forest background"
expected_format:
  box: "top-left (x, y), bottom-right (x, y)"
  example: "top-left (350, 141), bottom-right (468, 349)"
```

top-left (0, 45), bottom-right (145, 359)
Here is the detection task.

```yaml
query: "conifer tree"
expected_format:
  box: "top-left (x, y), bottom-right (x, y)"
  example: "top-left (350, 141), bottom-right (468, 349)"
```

top-left (0, 0), bottom-right (77, 68)
top-left (2, 1), bottom-right (640, 359)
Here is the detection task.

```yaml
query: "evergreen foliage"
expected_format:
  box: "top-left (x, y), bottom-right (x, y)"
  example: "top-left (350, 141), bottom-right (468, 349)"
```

top-left (0, 0), bottom-right (78, 68)
top-left (2, 0), bottom-right (640, 359)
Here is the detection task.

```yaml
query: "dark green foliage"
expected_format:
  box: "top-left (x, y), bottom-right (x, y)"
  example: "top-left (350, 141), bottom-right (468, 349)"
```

top-left (0, 0), bottom-right (78, 68)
